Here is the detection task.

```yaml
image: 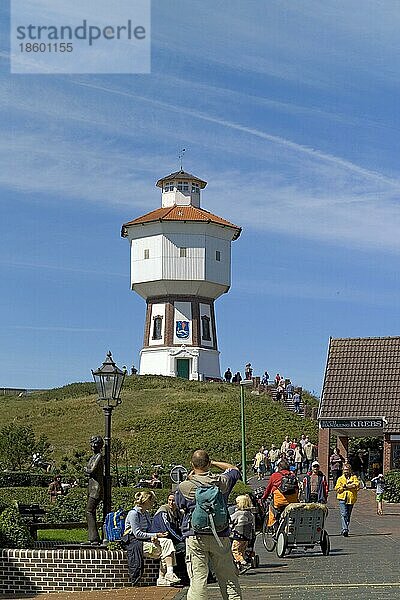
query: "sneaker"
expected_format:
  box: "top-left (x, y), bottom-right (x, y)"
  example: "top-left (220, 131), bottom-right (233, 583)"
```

top-left (238, 561), bottom-right (251, 575)
top-left (342, 530), bottom-right (349, 537)
top-left (156, 577), bottom-right (172, 587)
top-left (164, 572), bottom-right (181, 584)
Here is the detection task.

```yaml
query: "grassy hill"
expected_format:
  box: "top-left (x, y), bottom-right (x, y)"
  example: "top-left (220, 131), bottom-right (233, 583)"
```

top-left (0, 376), bottom-right (318, 468)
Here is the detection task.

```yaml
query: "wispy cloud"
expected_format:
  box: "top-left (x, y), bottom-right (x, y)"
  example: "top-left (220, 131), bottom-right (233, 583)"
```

top-left (69, 80), bottom-right (400, 190)
top-left (208, 173), bottom-right (400, 254)
top-left (154, 0), bottom-right (400, 88)
top-left (3, 76), bottom-right (400, 254)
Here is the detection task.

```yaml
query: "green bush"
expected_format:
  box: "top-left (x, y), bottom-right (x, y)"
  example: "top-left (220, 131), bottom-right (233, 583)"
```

top-left (0, 471), bottom-right (55, 488)
top-left (0, 486), bottom-right (49, 509)
top-left (384, 470), bottom-right (400, 503)
top-left (0, 507), bottom-right (34, 548)
top-left (45, 488), bottom-right (88, 523)
top-left (228, 481), bottom-right (253, 504)
top-left (0, 486), bottom-right (173, 525)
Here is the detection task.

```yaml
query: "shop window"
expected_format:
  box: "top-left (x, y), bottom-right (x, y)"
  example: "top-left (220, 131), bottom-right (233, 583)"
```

top-left (392, 443), bottom-right (400, 469)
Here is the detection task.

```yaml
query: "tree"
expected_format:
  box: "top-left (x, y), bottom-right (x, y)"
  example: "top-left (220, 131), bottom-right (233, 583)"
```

top-left (0, 424), bottom-right (36, 470)
top-left (0, 424), bottom-right (53, 471)
top-left (59, 449), bottom-right (89, 477)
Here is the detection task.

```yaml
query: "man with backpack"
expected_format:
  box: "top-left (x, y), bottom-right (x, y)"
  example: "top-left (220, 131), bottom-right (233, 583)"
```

top-left (175, 449), bottom-right (242, 600)
top-left (262, 460), bottom-right (299, 530)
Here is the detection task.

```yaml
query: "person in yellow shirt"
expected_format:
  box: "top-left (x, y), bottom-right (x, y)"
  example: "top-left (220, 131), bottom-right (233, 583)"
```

top-left (335, 463), bottom-right (360, 537)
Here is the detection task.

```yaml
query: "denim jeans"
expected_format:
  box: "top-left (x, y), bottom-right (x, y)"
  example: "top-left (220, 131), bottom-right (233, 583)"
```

top-left (339, 500), bottom-right (353, 533)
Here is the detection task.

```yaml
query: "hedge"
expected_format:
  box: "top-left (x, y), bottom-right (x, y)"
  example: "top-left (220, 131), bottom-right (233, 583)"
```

top-left (384, 470), bottom-right (400, 503)
top-left (0, 472), bottom-right (55, 488)
top-left (0, 470), bottom-right (171, 490)
top-left (0, 507), bottom-right (35, 548)
top-left (0, 487), bottom-right (167, 523)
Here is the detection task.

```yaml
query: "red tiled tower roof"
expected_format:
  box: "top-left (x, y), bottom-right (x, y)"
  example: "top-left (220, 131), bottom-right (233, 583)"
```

top-left (121, 205), bottom-right (241, 239)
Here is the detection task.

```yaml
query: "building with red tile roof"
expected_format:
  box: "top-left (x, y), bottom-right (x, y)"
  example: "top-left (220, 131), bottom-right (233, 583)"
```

top-left (318, 336), bottom-right (400, 476)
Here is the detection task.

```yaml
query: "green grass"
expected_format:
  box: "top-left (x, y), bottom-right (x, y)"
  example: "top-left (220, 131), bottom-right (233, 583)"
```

top-left (37, 528), bottom-right (88, 543)
top-left (0, 376), bottom-right (319, 468)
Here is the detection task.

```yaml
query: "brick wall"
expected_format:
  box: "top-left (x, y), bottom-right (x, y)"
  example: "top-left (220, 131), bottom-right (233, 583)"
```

top-left (318, 427), bottom-right (330, 479)
top-left (383, 434), bottom-right (391, 474)
top-left (0, 548), bottom-right (159, 594)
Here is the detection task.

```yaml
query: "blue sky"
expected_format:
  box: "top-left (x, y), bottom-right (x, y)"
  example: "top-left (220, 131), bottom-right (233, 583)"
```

top-left (1, 0), bottom-right (400, 394)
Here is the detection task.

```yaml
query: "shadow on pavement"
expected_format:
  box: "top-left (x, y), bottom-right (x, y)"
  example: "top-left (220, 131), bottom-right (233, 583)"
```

top-left (348, 532), bottom-right (392, 537)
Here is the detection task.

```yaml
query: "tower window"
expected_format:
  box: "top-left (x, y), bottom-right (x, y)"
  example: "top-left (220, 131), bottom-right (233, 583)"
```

top-left (164, 182), bottom-right (174, 192)
top-left (216, 250), bottom-right (221, 261)
top-left (144, 249), bottom-right (149, 259)
top-left (152, 316), bottom-right (163, 340)
top-left (177, 181), bottom-right (189, 192)
top-left (192, 183), bottom-right (200, 193)
top-left (180, 247), bottom-right (187, 258)
top-left (201, 315), bottom-right (211, 341)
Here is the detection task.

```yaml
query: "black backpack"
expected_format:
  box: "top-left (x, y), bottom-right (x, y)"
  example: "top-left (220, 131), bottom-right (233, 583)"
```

top-left (278, 472), bottom-right (298, 495)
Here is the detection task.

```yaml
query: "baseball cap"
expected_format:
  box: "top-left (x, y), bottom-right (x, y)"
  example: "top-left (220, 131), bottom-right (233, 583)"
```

top-left (311, 460), bottom-right (320, 467)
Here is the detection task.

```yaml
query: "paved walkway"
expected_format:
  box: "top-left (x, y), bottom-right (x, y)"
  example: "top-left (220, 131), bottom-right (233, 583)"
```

top-left (198, 483), bottom-right (400, 600)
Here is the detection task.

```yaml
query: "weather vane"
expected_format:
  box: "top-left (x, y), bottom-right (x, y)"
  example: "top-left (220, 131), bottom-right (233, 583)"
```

top-left (179, 148), bottom-right (186, 170)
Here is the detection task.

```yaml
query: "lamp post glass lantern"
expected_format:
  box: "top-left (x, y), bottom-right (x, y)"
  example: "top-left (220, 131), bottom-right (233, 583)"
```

top-left (92, 351), bottom-right (126, 407)
top-left (91, 352), bottom-right (126, 521)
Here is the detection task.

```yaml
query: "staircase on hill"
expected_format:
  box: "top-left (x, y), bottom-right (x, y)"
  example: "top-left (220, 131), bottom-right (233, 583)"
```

top-left (269, 386), bottom-right (305, 416)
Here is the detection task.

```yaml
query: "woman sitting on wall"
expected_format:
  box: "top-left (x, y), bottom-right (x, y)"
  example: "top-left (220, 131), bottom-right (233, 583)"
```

top-left (124, 490), bottom-right (180, 587)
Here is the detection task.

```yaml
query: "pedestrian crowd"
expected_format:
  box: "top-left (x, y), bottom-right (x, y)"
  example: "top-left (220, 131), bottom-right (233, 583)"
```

top-left (253, 435), bottom-right (385, 540)
top-left (252, 434), bottom-right (317, 479)
top-left (223, 366), bottom-right (302, 412)
top-left (103, 439), bottom-right (383, 598)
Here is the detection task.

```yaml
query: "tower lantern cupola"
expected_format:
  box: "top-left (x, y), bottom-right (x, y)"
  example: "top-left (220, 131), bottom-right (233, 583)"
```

top-left (156, 169), bottom-right (207, 209)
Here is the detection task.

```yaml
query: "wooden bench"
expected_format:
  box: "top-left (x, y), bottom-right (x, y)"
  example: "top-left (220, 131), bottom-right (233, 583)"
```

top-left (17, 503), bottom-right (93, 540)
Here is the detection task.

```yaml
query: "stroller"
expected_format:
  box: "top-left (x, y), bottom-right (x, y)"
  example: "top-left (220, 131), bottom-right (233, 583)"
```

top-left (228, 488), bottom-right (265, 569)
top-left (245, 486), bottom-right (268, 567)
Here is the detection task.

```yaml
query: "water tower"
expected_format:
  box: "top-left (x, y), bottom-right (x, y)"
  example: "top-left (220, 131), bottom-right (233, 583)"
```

top-left (121, 170), bottom-right (241, 380)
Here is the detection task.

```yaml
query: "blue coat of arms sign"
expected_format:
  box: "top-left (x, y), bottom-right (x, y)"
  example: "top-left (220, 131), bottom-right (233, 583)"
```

top-left (176, 320), bottom-right (190, 339)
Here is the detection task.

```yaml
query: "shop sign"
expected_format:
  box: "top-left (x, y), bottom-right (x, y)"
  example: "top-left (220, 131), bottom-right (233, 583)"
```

top-left (319, 418), bottom-right (384, 429)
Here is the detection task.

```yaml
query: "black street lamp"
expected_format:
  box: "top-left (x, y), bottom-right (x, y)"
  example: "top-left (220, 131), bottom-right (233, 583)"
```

top-left (92, 351), bottom-right (126, 521)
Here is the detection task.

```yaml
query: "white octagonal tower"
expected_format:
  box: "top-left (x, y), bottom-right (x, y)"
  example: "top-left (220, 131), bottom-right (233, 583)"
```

top-left (121, 170), bottom-right (241, 380)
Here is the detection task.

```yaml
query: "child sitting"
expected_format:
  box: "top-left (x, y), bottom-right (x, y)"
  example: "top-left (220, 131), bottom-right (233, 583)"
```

top-left (230, 494), bottom-right (256, 573)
